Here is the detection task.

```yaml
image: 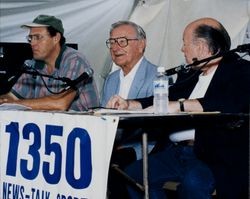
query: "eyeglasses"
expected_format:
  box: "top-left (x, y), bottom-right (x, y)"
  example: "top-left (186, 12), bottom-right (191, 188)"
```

top-left (26, 34), bottom-right (50, 43)
top-left (106, 37), bottom-right (139, 49)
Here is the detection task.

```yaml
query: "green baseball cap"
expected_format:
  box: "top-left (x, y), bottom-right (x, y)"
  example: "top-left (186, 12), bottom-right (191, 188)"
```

top-left (21, 14), bottom-right (64, 34)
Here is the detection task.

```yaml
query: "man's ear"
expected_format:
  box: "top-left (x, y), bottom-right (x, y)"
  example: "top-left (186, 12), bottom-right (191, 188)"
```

top-left (54, 32), bottom-right (61, 43)
top-left (138, 39), bottom-right (146, 53)
top-left (198, 39), bottom-right (211, 57)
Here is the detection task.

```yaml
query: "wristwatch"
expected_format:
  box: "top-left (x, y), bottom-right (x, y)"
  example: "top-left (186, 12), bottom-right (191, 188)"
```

top-left (178, 98), bottom-right (185, 112)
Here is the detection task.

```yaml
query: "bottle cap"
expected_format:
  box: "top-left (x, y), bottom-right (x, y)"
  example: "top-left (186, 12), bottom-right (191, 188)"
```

top-left (157, 66), bottom-right (165, 73)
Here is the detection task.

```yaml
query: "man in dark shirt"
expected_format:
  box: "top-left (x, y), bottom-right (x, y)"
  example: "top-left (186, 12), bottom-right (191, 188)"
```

top-left (107, 17), bottom-right (250, 199)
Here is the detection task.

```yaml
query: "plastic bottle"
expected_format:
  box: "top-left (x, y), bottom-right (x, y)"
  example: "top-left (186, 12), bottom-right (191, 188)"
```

top-left (153, 66), bottom-right (169, 114)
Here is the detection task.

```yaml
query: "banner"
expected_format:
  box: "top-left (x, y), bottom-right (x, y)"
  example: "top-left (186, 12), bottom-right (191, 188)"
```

top-left (0, 110), bottom-right (119, 199)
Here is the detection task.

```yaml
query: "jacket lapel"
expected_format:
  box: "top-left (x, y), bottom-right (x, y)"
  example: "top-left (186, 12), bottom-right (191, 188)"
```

top-left (127, 58), bottom-right (147, 99)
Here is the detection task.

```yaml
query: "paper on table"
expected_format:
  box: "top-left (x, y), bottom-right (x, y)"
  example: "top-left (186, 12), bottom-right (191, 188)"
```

top-left (91, 106), bottom-right (220, 116)
top-left (186, 111), bottom-right (220, 114)
top-left (0, 103), bottom-right (32, 110)
top-left (91, 107), bottom-right (154, 115)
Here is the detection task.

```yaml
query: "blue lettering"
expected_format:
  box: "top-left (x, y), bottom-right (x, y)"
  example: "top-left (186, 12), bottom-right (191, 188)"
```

top-left (45, 192), bottom-right (50, 199)
top-left (57, 194), bottom-right (81, 199)
top-left (31, 188), bottom-right (35, 199)
top-left (2, 182), bottom-right (25, 199)
top-left (2, 182), bottom-right (10, 199)
top-left (20, 123), bottom-right (41, 180)
top-left (35, 189), bottom-right (40, 199)
top-left (43, 125), bottom-right (63, 184)
top-left (30, 188), bottom-right (50, 199)
top-left (5, 122), bottom-right (20, 176)
top-left (20, 186), bottom-right (25, 199)
top-left (66, 128), bottom-right (92, 189)
top-left (155, 83), bottom-right (165, 88)
top-left (4, 121), bottom-right (93, 190)
top-left (12, 184), bottom-right (21, 199)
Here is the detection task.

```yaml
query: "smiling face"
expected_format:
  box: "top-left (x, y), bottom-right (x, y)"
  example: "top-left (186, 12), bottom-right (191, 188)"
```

top-left (109, 24), bottom-right (146, 74)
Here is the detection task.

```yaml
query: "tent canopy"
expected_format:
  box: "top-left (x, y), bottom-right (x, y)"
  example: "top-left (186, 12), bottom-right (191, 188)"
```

top-left (1, 0), bottom-right (249, 93)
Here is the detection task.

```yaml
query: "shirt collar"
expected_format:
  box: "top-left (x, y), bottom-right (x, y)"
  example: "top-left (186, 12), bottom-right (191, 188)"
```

top-left (119, 56), bottom-right (143, 79)
top-left (34, 44), bottom-right (67, 69)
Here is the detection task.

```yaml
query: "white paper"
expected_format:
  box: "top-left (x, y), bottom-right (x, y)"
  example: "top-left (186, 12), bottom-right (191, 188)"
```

top-left (0, 103), bottom-right (32, 110)
top-left (91, 108), bottom-right (154, 115)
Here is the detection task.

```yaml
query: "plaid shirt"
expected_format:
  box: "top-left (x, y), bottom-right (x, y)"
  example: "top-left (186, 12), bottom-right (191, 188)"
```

top-left (12, 45), bottom-right (99, 111)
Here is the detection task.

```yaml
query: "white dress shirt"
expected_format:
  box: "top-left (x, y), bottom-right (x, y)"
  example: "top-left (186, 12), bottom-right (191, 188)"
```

top-left (118, 57), bottom-right (143, 99)
top-left (169, 68), bottom-right (217, 142)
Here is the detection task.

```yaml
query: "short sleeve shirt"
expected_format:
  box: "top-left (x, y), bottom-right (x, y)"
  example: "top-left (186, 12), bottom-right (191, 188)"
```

top-left (11, 45), bottom-right (99, 111)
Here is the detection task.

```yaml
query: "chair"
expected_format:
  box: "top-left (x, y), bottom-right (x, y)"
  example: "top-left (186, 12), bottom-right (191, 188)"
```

top-left (163, 181), bottom-right (217, 197)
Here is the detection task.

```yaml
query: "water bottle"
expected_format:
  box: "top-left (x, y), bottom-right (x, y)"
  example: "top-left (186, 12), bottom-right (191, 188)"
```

top-left (153, 66), bottom-right (169, 114)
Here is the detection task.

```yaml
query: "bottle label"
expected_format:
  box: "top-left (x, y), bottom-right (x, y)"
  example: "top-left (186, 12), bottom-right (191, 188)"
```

top-left (153, 80), bottom-right (168, 94)
top-left (153, 79), bottom-right (168, 114)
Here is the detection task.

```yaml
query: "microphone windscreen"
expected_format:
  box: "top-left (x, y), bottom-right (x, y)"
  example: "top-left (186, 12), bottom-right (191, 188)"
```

top-left (23, 59), bottom-right (35, 69)
top-left (86, 67), bottom-right (94, 77)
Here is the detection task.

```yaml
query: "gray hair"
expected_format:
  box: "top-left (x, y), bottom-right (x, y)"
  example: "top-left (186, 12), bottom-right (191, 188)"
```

top-left (110, 21), bottom-right (146, 40)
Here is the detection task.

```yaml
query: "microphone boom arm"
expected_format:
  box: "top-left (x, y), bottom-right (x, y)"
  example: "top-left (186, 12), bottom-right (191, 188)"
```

top-left (165, 43), bottom-right (250, 76)
top-left (21, 68), bottom-right (71, 83)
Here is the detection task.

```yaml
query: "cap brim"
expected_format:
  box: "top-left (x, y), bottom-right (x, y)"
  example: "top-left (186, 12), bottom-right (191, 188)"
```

top-left (21, 23), bottom-right (49, 28)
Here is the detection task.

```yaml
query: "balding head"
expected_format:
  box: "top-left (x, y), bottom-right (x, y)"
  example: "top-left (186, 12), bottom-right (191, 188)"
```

top-left (184, 17), bottom-right (231, 55)
top-left (187, 17), bottom-right (221, 30)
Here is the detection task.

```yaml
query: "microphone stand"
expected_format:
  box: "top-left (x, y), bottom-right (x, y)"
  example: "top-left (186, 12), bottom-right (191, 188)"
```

top-left (165, 43), bottom-right (250, 76)
top-left (21, 68), bottom-right (73, 94)
top-left (22, 69), bottom-right (72, 85)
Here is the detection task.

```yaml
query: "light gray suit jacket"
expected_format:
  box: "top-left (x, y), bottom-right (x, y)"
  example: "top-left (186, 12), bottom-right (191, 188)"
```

top-left (101, 57), bottom-right (158, 107)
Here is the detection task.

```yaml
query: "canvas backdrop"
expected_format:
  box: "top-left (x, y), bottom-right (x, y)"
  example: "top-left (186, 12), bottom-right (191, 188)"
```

top-left (1, 0), bottom-right (249, 95)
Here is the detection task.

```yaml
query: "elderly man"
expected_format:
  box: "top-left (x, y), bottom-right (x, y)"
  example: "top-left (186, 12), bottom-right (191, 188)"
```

top-left (102, 21), bottom-right (158, 199)
top-left (101, 21), bottom-right (157, 107)
top-left (107, 18), bottom-right (250, 199)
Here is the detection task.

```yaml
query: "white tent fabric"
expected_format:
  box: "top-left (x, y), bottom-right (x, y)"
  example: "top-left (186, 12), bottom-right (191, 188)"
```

top-left (130, 0), bottom-right (250, 69)
top-left (0, 0), bottom-right (249, 94)
top-left (0, 0), bottom-right (136, 93)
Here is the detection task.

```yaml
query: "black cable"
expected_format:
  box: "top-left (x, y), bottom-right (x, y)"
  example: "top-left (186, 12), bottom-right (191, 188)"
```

top-left (24, 67), bottom-right (68, 94)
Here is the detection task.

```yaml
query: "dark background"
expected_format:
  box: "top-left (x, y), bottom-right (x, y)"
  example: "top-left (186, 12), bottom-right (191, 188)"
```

top-left (0, 42), bottom-right (77, 95)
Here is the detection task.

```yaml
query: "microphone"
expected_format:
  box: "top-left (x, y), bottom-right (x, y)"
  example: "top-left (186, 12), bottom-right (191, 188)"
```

top-left (165, 43), bottom-right (250, 77)
top-left (165, 64), bottom-right (190, 76)
top-left (236, 43), bottom-right (250, 53)
top-left (22, 59), bottom-right (35, 70)
top-left (6, 59), bottom-right (34, 82)
top-left (0, 46), bottom-right (4, 58)
top-left (64, 68), bottom-right (94, 90)
top-left (20, 59), bottom-right (38, 79)
top-left (0, 47), bottom-right (6, 74)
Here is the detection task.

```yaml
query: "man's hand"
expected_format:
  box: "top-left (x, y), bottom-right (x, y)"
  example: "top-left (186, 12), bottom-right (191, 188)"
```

top-left (106, 95), bottom-right (129, 109)
top-left (0, 98), bottom-right (8, 105)
top-left (0, 89), bottom-right (77, 111)
top-left (106, 95), bottom-right (143, 110)
top-left (0, 92), bottom-right (18, 105)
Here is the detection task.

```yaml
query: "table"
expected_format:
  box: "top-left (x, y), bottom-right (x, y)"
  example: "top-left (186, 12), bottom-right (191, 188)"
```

top-left (1, 110), bottom-right (248, 199)
top-left (116, 112), bottom-right (249, 199)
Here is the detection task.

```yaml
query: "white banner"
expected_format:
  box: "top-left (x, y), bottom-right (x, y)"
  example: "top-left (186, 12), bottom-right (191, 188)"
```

top-left (0, 110), bottom-right (119, 199)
